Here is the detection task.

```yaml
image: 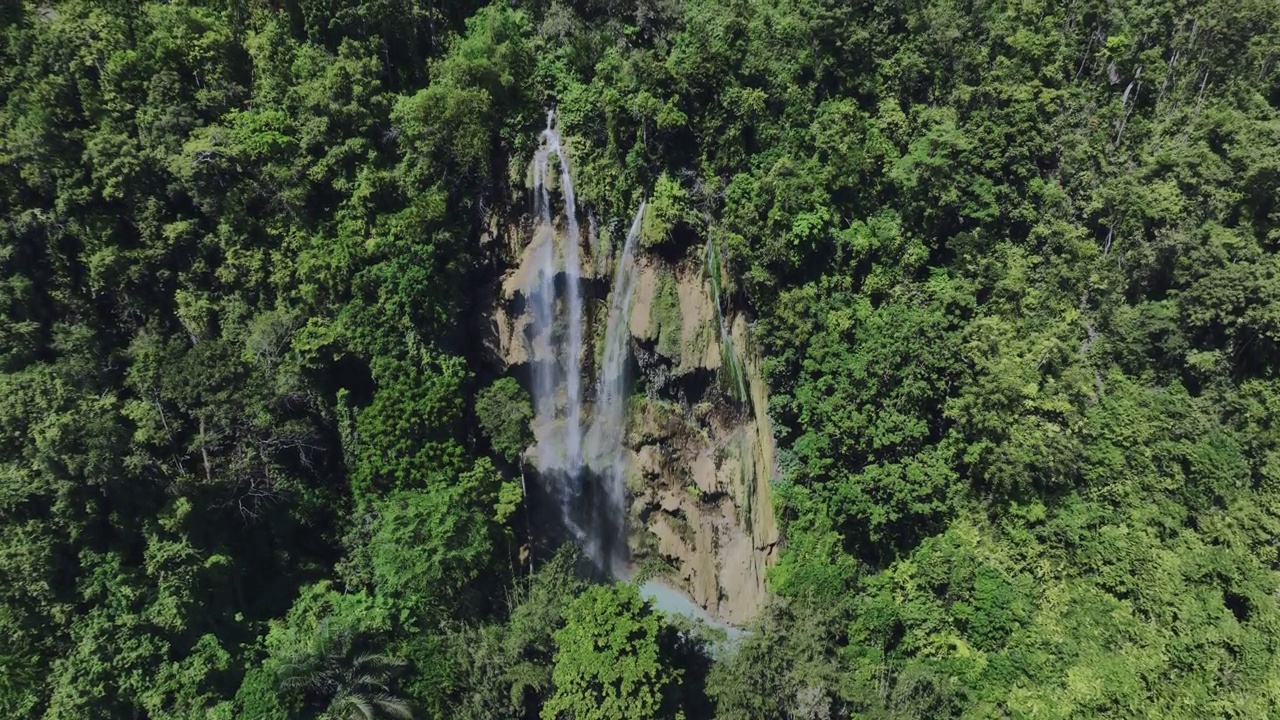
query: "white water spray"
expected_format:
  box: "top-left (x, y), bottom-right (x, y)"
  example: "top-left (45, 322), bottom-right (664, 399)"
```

top-left (538, 114), bottom-right (586, 467)
top-left (530, 145), bottom-right (558, 427)
top-left (583, 202), bottom-right (647, 573)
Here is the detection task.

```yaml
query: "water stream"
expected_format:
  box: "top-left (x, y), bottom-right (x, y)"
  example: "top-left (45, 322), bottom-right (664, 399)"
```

top-left (705, 237), bottom-right (748, 404)
top-left (530, 110), bottom-right (586, 469)
top-left (529, 131), bottom-right (557, 431)
top-left (583, 203), bottom-right (646, 575)
top-left (542, 123), bottom-right (586, 468)
top-left (640, 580), bottom-right (745, 642)
top-left (529, 112), bottom-right (584, 547)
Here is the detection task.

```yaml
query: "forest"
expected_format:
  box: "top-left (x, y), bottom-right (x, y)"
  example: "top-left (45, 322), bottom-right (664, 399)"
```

top-left (2, 0), bottom-right (1279, 717)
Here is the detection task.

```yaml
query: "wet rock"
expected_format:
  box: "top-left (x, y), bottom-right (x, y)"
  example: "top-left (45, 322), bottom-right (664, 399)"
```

top-left (484, 214), bottom-right (781, 626)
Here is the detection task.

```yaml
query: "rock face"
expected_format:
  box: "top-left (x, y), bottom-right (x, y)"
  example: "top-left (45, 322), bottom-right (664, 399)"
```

top-left (484, 220), bottom-right (780, 625)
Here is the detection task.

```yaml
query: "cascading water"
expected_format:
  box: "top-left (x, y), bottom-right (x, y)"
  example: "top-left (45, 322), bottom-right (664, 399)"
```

top-left (518, 125), bottom-right (752, 630)
top-left (583, 203), bottom-right (647, 574)
top-left (529, 137), bottom-right (558, 434)
top-left (525, 111), bottom-right (636, 573)
top-left (527, 111), bottom-right (585, 544)
top-left (529, 111), bottom-right (587, 469)
top-left (540, 119), bottom-right (586, 467)
top-left (588, 203), bottom-right (647, 461)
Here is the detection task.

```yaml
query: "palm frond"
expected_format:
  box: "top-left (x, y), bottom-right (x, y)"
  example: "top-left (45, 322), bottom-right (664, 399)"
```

top-left (372, 693), bottom-right (415, 719)
top-left (329, 692), bottom-right (377, 720)
top-left (270, 618), bottom-right (412, 720)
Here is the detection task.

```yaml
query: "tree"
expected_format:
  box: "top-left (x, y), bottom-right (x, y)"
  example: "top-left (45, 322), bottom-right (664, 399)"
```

top-left (369, 464), bottom-right (497, 616)
top-left (542, 583), bottom-right (683, 720)
top-left (708, 598), bottom-right (848, 720)
top-left (442, 548), bottom-right (587, 719)
top-left (278, 620), bottom-right (412, 720)
top-left (475, 376), bottom-right (535, 463)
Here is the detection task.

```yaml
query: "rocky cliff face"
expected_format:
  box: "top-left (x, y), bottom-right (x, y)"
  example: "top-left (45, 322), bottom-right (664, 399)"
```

top-left (484, 218), bottom-right (779, 625)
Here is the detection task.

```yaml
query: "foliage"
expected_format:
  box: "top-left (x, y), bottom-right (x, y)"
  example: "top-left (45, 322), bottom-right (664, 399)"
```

top-left (441, 548), bottom-right (586, 719)
top-left (640, 172), bottom-right (691, 249)
top-left (542, 583), bottom-right (683, 720)
top-left (542, 0), bottom-right (1280, 715)
top-left (1, 0), bottom-right (1279, 716)
top-left (650, 267), bottom-right (683, 362)
top-left (276, 620), bottom-right (412, 720)
top-left (0, 0), bottom-right (537, 714)
top-left (707, 598), bottom-right (848, 720)
top-left (475, 377), bottom-right (535, 463)
top-left (369, 463), bottom-right (497, 616)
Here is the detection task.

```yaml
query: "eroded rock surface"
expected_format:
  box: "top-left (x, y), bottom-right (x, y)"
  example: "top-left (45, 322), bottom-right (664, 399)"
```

top-left (485, 219), bottom-right (779, 625)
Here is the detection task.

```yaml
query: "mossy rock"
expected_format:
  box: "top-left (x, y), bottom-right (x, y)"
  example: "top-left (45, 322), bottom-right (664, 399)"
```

top-left (626, 396), bottom-right (682, 446)
top-left (624, 461), bottom-right (646, 493)
top-left (651, 267), bottom-right (682, 363)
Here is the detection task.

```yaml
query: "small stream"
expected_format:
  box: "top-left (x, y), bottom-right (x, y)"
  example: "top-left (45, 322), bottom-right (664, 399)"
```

top-left (639, 580), bottom-right (746, 642)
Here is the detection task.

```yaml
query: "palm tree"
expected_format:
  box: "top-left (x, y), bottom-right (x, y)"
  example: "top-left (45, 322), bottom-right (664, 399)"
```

top-left (278, 619), bottom-right (414, 720)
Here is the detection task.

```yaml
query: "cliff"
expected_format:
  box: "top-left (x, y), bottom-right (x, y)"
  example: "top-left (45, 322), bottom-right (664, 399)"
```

top-left (484, 215), bottom-right (780, 625)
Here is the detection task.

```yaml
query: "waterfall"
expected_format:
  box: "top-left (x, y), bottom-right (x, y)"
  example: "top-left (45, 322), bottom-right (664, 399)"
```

top-left (527, 112), bottom-right (585, 551)
top-left (528, 111), bottom-right (587, 470)
top-left (538, 116), bottom-right (586, 467)
top-left (584, 202), bottom-right (647, 574)
top-left (530, 139), bottom-right (558, 434)
top-left (591, 203), bottom-right (647, 453)
top-left (525, 110), bottom-right (636, 573)
top-left (517, 128), bottom-right (760, 621)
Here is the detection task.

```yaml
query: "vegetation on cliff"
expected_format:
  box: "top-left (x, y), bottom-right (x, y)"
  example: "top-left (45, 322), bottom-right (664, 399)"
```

top-left (1, 0), bottom-right (1278, 717)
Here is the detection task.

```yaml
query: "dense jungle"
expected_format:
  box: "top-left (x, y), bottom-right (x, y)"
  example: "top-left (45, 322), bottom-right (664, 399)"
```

top-left (2, 0), bottom-right (1279, 717)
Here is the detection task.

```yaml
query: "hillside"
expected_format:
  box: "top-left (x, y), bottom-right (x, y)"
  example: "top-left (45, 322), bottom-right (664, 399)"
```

top-left (1, 0), bottom-right (1279, 718)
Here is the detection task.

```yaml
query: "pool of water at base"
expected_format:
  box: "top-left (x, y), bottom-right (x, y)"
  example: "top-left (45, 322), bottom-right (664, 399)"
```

top-left (638, 580), bottom-right (747, 644)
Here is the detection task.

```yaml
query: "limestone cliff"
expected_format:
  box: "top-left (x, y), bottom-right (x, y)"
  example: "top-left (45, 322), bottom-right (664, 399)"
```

top-left (483, 216), bottom-right (779, 625)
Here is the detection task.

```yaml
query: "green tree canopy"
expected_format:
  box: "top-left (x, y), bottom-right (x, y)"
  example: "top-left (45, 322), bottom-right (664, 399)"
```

top-left (543, 584), bottom-right (683, 720)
